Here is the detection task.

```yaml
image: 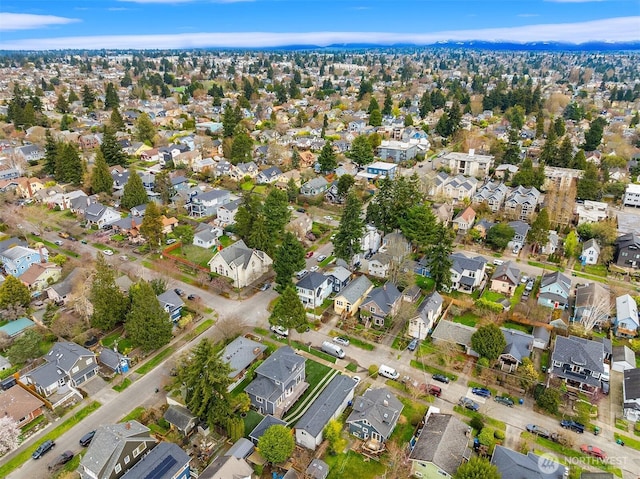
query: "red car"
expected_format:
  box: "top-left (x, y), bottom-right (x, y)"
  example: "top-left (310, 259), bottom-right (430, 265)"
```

top-left (580, 444), bottom-right (606, 460)
top-left (305, 251), bottom-right (314, 258)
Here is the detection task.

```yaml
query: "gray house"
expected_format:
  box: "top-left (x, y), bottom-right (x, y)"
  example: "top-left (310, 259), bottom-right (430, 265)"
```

top-left (248, 414), bottom-right (287, 445)
top-left (508, 220), bottom-right (531, 248)
top-left (499, 328), bottom-right (533, 372)
top-left (408, 291), bottom-right (443, 340)
top-left (360, 283), bottom-right (402, 327)
top-left (346, 387), bottom-right (403, 444)
top-left (163, 404), bottom-right (198, 436)
top-left (549, 335), bottom-right (605, 396)
top-left (491, 445), bottom-right (567, 479)
top-left (221, 336), bottom-right (267, 389)
top-left (295, 375), bottom-right (357, 450)
top-left (245, 346), bottom-right (307, 417)
top-left (325, 265), bottom-right (351, 292)
top-left (187, 188), bottom-right (231, 217)
top-left (301, 177), bottom-right (329, 197)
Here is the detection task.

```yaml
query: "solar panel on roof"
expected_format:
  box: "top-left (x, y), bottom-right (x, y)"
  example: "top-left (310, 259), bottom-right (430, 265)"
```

top-left (144, 455), bottom-right (177, 479)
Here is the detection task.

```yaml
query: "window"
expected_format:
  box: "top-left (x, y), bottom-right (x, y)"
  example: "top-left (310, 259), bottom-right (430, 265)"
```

top-left (86, 358), bottom-right (93, 365)
top-left (124, 455), bottom-right (130, 465)
top-left (115, 464), bottom-right (122, 474)
top-left (71, 366), bottom-right (79, 374)
top-left (370, 306), bottom-right (376, 313)
top-left (336, 300), bottom-right (343, 306)
top-left (257, 397), bottom-right (263, 404)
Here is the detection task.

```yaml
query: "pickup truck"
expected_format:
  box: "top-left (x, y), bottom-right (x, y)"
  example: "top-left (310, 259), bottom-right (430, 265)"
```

top-left (526, 424), bottom-right (551, 439)
top-left (560, 419), bottom-right (585, 433)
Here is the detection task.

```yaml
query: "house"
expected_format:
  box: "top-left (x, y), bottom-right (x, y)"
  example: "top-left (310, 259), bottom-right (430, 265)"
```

top-left (84, 203), bottom-right (121, 229)
top-left (491, 445), bottom-right (567, 479)
top-left (256, 166), bottom-right (282, 184)
top-left (582, 239), bottom-right (600, 265)
top-left (432, 203), bottom-right (453, 225)
top-left (98, 348), bottom-right (129, 375)
top-left (576, 200), bottom-right (608, 225)
top-left (508, 220), bottom-right (530, 249)
top-left (333, 275), bottom-right (373, 317)
top-left (0, 246), bottom-right (48, 277)
top-left (376, 140), bottom-right (417, 162)
top-left (216, 198), bottom-right (241, 226)
top-left (20, 262), bottom-right (61, 291)
top-left (533, 326), bottom-right (551, 350)
top-left (614, 294), bottom-right (639, 338)
top-left (367, 252), bottom-right (392, 278)
top-left (187, 188), bottom-right (231, 218)
top-left (0, 317), bottom-right (35, 338)
top-left (157, 289), bottom-right (184, 322)
top-left (538, 271), bottom-right (571, 309)
top-left (232, 161), bottom-right (259, 180)
top-left (248, 414), bottom-right (287, 445)
top-left (300, 177), bottom-right (329, 196)
top-left (161, 215), bottom-right (178, 235)
top-left (408, 411), bottom-right (471, 478)
top-left (244, 346), bottom-right (307, 417)
top-left (542, 230), bottom-right (560, 255)
top-left (499, 329), bottom-right (533, 372)
top-left (120, 442), bottom-right (190, 479)
top-left (286, 214), bottom-right (313, 241)
top-left (21, 341), bottom-right (98, 401)
top-left (193, 224), bottom-right (223, 249)
top-left (504, 186), bottom-right (540, 220)
top-left (325, 266), bottom-right (351, 293)
top-left (573, 282), bottom-right (610, 328)
top-left (452, 206), bottom-right (476, 233)
top-left (490, 261), bottom-right (520, 296)
top-left (0, 385), bottom-right (44, 427)
top-left (614, 233), bottom-right (640, 269)
top-left (623, 368), bottom-right (640, 421)
top-left (432, 173), bottom-right (479, 201)
top-left (431, 320), bottom-right (478, 357)
top-left (438, 149), bottom-right (494, 177)
top-left (623, 183), bottom-right (640, 207)
top-left (449, 252), bottom-right (487, 293)
top-left (305, 459), bottom-right (329, 479)
top-left (360, 225), bottom-right (382, 255)
top-left (408, 291), bottom-right (443, 340)
top-left (360, 283), bottom-right (402, 327)
top-left (198, 455), bottom-right (253, 479)
top-left (208, 239), bottom-right (272, 289)
top-left (346, 387), bottom-right (403, 443)
top-left (295, 272), bottom-right (333, 310)
top-left (79, 420), bottom-right (157, 479)
top-left (46, 267), bottom-right (82, 305)
top-left (612, 346), bottom-right (635, 372)
top-left (224, 438), bottom-right (254, 459)
top-left (549, 335), bottom-right (605, 395)
top-left (163, 405), bottom-right (198, 436)
top-left (16, 177), bottom-right (44, 199)
top-left (365, 161), bottom-right (397, 180)
top-left (221, 336), bottom-right (267, 389)
top-left (473, 218), bottom-right (495, 239)
top-left (472, 181), bottom-right (508, 212)
top-left (295, 375), bottom-right (357, 450)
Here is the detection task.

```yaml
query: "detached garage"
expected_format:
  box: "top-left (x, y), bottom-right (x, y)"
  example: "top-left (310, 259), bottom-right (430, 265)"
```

top-left (612, 346), bottom-right (636, 372)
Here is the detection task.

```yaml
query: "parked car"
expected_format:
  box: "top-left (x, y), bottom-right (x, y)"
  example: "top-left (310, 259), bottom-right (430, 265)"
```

top-left (316, 254), bottom-right (327, 262)
top-left (432, 374), bottom-right (450, 384)
top-left (80, 239), bottom-right (87, 244)
top-left (351, 376), bottom-right (361, 386)
top-left (580, 444), bottom-right (607, 460)
top-left (54, 240), bottom-right (63, 246)
top-left (270, 325), bottom-right (289, 337)
top-left (174, 288), bottom-right (185, 297)
top-left (32, 439), bottom-right (55, 459)
top-left (187, 294), bottom-right (199, 301)
top-left (68, 236), bottom-right (77, 241)
top-left (295, 269), bottom-right (308, 279)
top-left (560, 419), bottom-right (585, 433)
top-left (305, 251), bottom-right (314, 258)
top-left (333, 336), bottom-right (350, 346)
top-left (310, 265), bottom-right (319, 272)
top-left (79, 430), bottom-right (96, 447)
top-left (102, 249), bottom-right (114, 256)
top-left (471, 387), bottom-right (492, 398)
top-left (48, 451), bottom-right (74, 470)
top-left (526, 424), bottom-right (551, 439)
top-left (520, 275), bottom-right (529, 284)
top-left (494, 396), bottom-right (514, 407)
top-left (166, 238), bottom-right (177, 245)
top-left (296, 208), bottom-right (306, 213)
top-left (58, 232), bottom-right (70, 239)
top-left (525, 280), bottom-right (535, 292)
top-left (407, 338), bottom-right (419, 351)
top-left (459, 397), bottom-right (480, 411)
top-left (422, 384), bottom-right (442, 398)
top-left (260, 282), bottom-right (271, 291)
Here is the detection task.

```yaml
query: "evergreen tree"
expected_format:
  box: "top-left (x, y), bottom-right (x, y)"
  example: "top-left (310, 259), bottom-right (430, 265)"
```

top-left (43, 129), bottom-right (59, 176)
top-left (90, 150), bottom-right (113, 195)
top-left (222, 103), bottom-right (239, 137)
top-left (336, 174), bottom-right (355, 199)
top-left (121, 171), bottom-right (148, 209)
top-left (366, 175), bottom-right (423, 233)
top-left (135, 112), bottom-right (156, 145)
top-left (235, 194), bottom-right (262, 241)
top-left (553, 117), bottom-right (566, 137)
top-left (334, 191), bottom-right (365, 264)
top-left (230, 127), bottom-right (253, 164)
top-left (318, 141), bottom-right (337, 173)
top-left (286, 178), bottom-right (298, 202)
top-left (572, 149), bottom-right (587, 170)
top-left (55, 142), bottom-right (83, 185)
top-left (110, 108), bottom-right (125, 131)
top-left (125, 281), bottom-right (172, 352)
top-left (382, 89), bottom-right (393, 116)
top-left (55, 93), bottom-right (69, 113)
top-left (368, 109), bottom-right (382, 127)
top-left (262, 189), bottom-right (290, 239)
top-left (82, 85), bottom-right (95, 109)
top-left (540, 126), bottom-right (558, 165)
top-left (419, 91), bottom-right (432, 118)
top-left (502, 128), bottom-right (520, 165)
top-left (60, 114), bottom-right (72, 131)
top-left (576, 162), bottom-right (602, 200)
top-left (247, 214), bottom-right (273, 254)
top-left (140, 201), bottom-right (163, 249)
top-left (270, 285), bottom-right (307, 334)
top-left (100, 127), bottom-right (128, 166)
top-left (426, 224), bottom-right (453, 291)
top-left (582, 117), bottom-right (607, 151)
top-left (527, 208), bottom-right (550, 253)
top-left (90, 254), bottom-right (129, 331)
top-left (399, 204), bottom-right (437, 252)
top-left (291, 148), bottom-right (301, 169)
top-left (367, 97), bottom-right (380, 114)
top-left (153, 170), bottom-right (173, 204)
top-left (557, 136), bottom-right (573, 168)
top-left (274, 232), bottom-right (306, 291)
top-left (348, 134), bottom-right (374, 167)
top-left (67, 89), bottom-right (79, 103)
top-left (535, 114), bottom-right (545, 138)
top-left (471, 324), bottom-right (507, 361)
top-left (453, 457), bottom-right (501, 479)
top-left (404, 114), bottom-right (414, 127)
top-left (104, 82), bottom-right (119, 110)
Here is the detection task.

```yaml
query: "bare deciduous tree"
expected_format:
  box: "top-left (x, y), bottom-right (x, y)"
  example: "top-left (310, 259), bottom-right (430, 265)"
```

top-left (0, 416), bottom-right (20, 456)
top-left (215, 315), bottom-right (248, 341)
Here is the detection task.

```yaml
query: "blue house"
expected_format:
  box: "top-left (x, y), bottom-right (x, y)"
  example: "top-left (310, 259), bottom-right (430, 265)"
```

top-left (157, 290), bottom-right (184, 322)
top-left (0, 246), bottom-right (48, 277)
top-left (366, 161), bottom-right (397, 180)
top-left (538, 271), bottom-right (571, 309)
top-left (120, 442), bottom-right (190, 479)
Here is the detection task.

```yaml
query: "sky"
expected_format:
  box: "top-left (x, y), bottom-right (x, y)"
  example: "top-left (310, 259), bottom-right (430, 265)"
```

top-left (0, 0), bottom-right (639, 50)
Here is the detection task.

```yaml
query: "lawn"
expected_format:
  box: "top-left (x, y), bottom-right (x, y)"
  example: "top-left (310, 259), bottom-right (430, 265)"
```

top-left (176, 244), bottom-right (215, 267)
top-left (136, 346), bottom-right (176, 374)
top-left (410, 360), bottom-right (457, 381)
top-left (583, 264), bottom-right (608, 277)
top-left (415, 276), bottom-right (435, 292)
top-left (481, 290), bottom-right (504, 303)
top-left (510, 284), bottom-right (525, 307)
top-left (319, 255), bottom-right (335, 267)
top-left (392, 335), bottom-right (410, 351)
top-left (528, 261), bottom-right (564, 272)
top-left (453, 405), bottom-right (506, 431)
top-left (452, 311), bottom-right (480, 327)
top-left (325, 451), bottom-right (386, 479)
top-left (242, 410), bottom-right (264, 438)
top-left (218, 235), bottom-right (233, 247)
top-left (101, 331), bottom-right (133, 354)
top-left (534, 436), bottom-right (623, 477)
top-left (0, 401), bottom-right (101, 478)
top-left (274, 337), bottom-right (337, 363)
top-left (502, 321), bottom-right (533, 334)
top-left (120, 406), bottom-right (145, 423)
top-left (390, 396), bottom-right (428, 443)
top-left (614, 432), bottom-right (640, 451)
top-left (112, 377), bottom-right (132, 392)
top-left (240, 181), bottom-right (254, 191)
top-left (346, 362), bottom-right (358, 372)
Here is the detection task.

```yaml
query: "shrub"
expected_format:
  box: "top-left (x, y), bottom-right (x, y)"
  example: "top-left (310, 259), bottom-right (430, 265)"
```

top-left (478, 427), bottom-right (497, 454)
top-left (536, 387), bottom-right (560, 415)
top-left (470, 416), bottom-right (485, 432)
top-left (494, 430), bottom-right (505, 440)
top-left (368, 364), bottom-right (378, 379)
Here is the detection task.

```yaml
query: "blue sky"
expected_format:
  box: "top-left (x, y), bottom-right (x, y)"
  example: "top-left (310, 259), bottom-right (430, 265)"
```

top-left (0, 0), bottom-right (639, 50)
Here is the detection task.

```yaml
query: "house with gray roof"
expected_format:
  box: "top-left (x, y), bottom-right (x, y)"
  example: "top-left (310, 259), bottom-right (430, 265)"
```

top-left (120, 442), bottom-right (190, 479)
top-left (614, 232), bottom-right (640, 269)
top-left (408, 291), bottom-right (443, 340)
top-left (224, 438), bottom-right (254, 459)
top-left (256, 166), bottom-right (282, 184)
top-left (573, 282), bottom-right (610, 329)
top-left (325, 265), bottom-right (351, 293)
top-left (187, 188), bottom-right (231, 217)
top-left (582, 238), bottom-right (600, 265)
top-left (79, 420), bottom-right (157, 479)
top-left (431, 320), bottom-right (478, 357)
top-left (163, 404), bottom-right (198, 436)
top-left (0, 237), bottom-right (27, 255)
top-left (0, 245), bottom-right (48, 277)
top-left (346, 387), bottom-right (403, 444)
top-left (21, 341), bottom-right (98, 402)
top-left (208, 239), bottom-right (272, 289)
top-left (491, 445), bottom-right (567, 479)
top-left (508, 220), bottom-right (531, 249)
top-left (504, 185), bottom-right (540, 220)
top-left (472, 181), bottom-right (508, 212)
top-left (623, 368), bottom-right (640, 421)
top-left (550, 335), bottom-right (605, 395)
top-left (216, 198), bottom-right (241, 226)
top-left (84, 203), bottom-right (121, 229)
top-left (408, 411), bottom-right (471, 478)
top-left (98, 348), bottom-right (128, 375)
top-left (295, 375), bottom-right (357, 450)
top-left (221, 336), bottom-right (267, 388)
top-left (499, 328), bottom-right (533, 372)
top-left (295, 271), bottom-right (333, 310)
top-left (157, 289), bottom-right (184, 322)
top-left (449, 252), bottom-right (487, 294)
top-left (432, 173), bottom-right (479, 201)
top-left (193, 224), bottom-right (223, 249)
top-left (198, 455), bottom-right (253, 479)
top-left (306, 459), bottom-right (330, 479)
top-left (538, 271), bottom-right (571, 309)
top-left (612, 346), bottom-right (635, 372)
top-left (0, 317), bottom-right (34, 338)
top-left (367, 251), bottom-right (393, 278)
top-left (301, 177), bottom-right (329, 197)
top-left (248, 414), bottom-right (287, 445)
top-left (333, 275), bottom-right (373, 317)
top-left (245, 346), bottom-right (307, 417)
top-left (360, 282), bottom-right (402, 327)
top-left (615, 294), bottom-right (639, 338)
top-left (490, 260), bottom-right (520, 296)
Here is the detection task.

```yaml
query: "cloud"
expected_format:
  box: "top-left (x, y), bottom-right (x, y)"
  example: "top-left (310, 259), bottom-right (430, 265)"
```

top-left (0, 12), bottom-right (80, 32)
top-left (1, 16), bottom-right (638, 49)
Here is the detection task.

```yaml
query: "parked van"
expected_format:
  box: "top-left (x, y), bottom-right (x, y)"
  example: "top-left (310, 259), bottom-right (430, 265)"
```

top-left (493, 259), bottom-right (504, 266)
top-left (378, 364), bottom-right (399, 380)
top-left (321, 341), bottom-right (345, 359)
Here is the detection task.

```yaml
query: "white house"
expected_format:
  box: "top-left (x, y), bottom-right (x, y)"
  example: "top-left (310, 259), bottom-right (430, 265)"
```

top-left (449, 252), bottom-right (486, 293)
top-left (408, 291), bottom-right (443, 340)
top-left (623, 368), bottom-right (640, 422)
top-left (615, 294), bottom-right (639, 338)
top-left (581, 239), bottom-right (600, 265)
top-left (295, 272), bottom-right (333, 310)
top-left (208, 240), bottom-right (272, 288)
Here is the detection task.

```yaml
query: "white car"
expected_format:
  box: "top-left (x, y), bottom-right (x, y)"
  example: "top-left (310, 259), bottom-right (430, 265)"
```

top-left (323, 215), bottom-right (333, 220)
top-left (270, 325), bottom-right (289, 337)
top-left (351, 376), bottom-right (361, 386)
top-left (102, 249), bottom-right (114, 256)
top-left (310, 265), bottom-right (319, 272)
top-left (316, 254), bottom-right (327, 262)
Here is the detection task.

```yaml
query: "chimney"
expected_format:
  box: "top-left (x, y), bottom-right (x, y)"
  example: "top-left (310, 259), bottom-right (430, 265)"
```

top-left (469, 148), bottom-right (475, 157)
top-left (125, 422), bottom-right (131, 430)
top-left (38, 245), bottom-right (45, 263)
top-left (383, 399), bottom-right (388, 407)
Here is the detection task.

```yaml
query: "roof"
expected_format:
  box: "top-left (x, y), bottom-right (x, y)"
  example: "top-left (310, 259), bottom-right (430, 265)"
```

top-left (20, 262), bottom-right (60, 286)
top-left (253, 346), bottom-right (304, 384)
top-left (454, 206), bottom-right (475, 223)
top-left (296, 271), bottom-right (330, 290)
top-left (613, 346), bottom-right (635, 366)
top-left (363, 283), bottom-right (401, 315)
top-left (491, 445), bottom-right (567, 479)
top-left (337, 275), bottom-right (372, 304)
top-left (163, 404), bottom-right (197, 432)
top-left (409, 413), bottom-right (470, 475)
top-left (0, 237), bottom-right (27, 254)
top-left (295, 375), bottom-right (356, 437)
top-left (221, 336), bottom-right (267, 378)
top-left (0, 385), bottom-right (44, 423)
top-left (500, 328), bottom-right (533, 363)
top-left (224, 438), bottom-right (254, 459)
top-left (615, 232), bottom-right (640, 249)
top-left (215, 239), bottom-right (260, 269)
top-left (552, 335), bottom-right (604, 375)
top-left (616, 294), bottom-right (638, 324)
top-left (450, 252), bottom-right (486, 274)
top-left (583, 238), bottom-right (600, 253)
top-left (48, 267), bottom-right (82, 298)
top-left (624, 368), bottom-right (640, 403)
top-left (198, 455), bottom-right (254, 479)
top-left (431, 320), bottom-right (476, 349)
top-left (540, 271), bottom-right (571, 295)
top-left (0, 317), bottom-right (35, 338)
top-left (417, 291), bottom-right (443, 316)
top-left (508, 220), bottom-right (530, 238)
top-left (326, 266), bottom-right (351, 283)
top-left (120, 442), bottom-right (189, 479)
top-left (249, 415), bottom-right (287, 443)
top-left (157, 289), bottom-right (185, 311)
top-left (575, 282), bottom-right (610, 310)
top-left (491, 260), bottom-right (520, 285)
top-left (0, 245), bottom-right (39, 261)
top-left (346, 387), bottom-right (403, 440)
top-left (98, 348), bottom-right (124, 371)
top-left (306, 459), bottom-right (330, 479)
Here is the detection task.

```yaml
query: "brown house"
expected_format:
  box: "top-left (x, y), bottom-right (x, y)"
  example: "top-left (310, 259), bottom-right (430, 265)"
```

top-left (0, 385), bottom-right (44, 427)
